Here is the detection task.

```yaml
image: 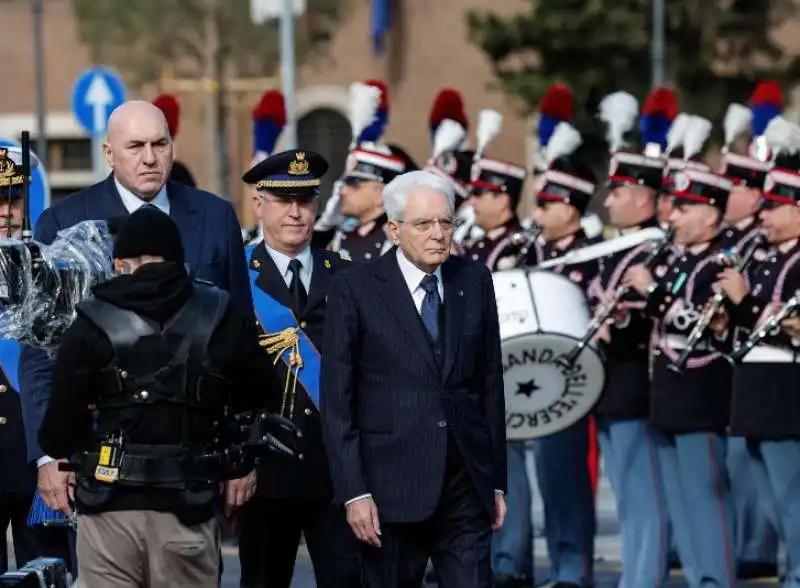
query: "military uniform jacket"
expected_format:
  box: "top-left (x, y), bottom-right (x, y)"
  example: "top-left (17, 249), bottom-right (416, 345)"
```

top-left (590, 218), bottom-right (663, 420)
top-left (729, 239), bottom-right (800, 439)
top-left (644, 239), bottom-right (733, 432)
top-left (0, 358), bottom-right (36, 496)
top-left (524, 228), bottom-right (603, 290)
top-left (249, 242), bottom-right (349, 499)
top-left (717, 217), bottom-right (760, 252)
top-left (461, 219), bottom-right (521, 271)
top-left (329, 214), bottom-right (392, 263)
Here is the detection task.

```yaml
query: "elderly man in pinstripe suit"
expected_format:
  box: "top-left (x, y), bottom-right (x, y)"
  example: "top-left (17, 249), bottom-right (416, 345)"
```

top-left (321, 170), bottom-right (507, 588)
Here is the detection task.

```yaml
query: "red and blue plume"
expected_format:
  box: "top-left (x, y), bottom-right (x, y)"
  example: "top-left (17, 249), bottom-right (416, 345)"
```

top-left (429, 88), bottom-right (468, 143)
top-left (153, 94), bottom-right (180, 138)
top-left (537, 83), bottom-right (573, 148)
top-left (358, 79), bottom-right (390, 143)
top-left (639, 87), bottom-right (677, 151)
top-left (749, 80), bottom-right (783, 136)
top-left (252, 90), bottom-right (286, 157)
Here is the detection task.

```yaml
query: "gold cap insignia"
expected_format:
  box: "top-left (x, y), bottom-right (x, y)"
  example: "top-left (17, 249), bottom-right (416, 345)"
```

top-left (0, 149), bottom-right (22, 188)
top-left (288, 152), bottom-right (310, 176)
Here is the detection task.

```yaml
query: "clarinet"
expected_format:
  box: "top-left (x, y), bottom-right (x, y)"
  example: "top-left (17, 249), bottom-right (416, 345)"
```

top-left (668, 230), bottom-right (767, 374)
top-left (559, 226), bottom-right (675, 367)
top-left (727, 291), bottom-right (800, 364)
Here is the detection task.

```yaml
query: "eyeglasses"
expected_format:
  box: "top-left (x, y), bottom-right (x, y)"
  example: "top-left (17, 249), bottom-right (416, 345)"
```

top-left (396, 217), bottom-right (461, 233)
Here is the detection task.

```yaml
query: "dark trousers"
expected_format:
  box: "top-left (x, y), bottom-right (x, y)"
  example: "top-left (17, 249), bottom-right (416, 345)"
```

top-left (0, 493), bottom-right (72, 575)
top-left (238, 497), bottom-right (361, 588)
top-left (360, 442), bottom-right (493, 588)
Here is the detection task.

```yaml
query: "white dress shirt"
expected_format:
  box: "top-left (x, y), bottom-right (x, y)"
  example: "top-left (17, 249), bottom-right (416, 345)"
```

top-left (36, 179), bottom-right (171, 470)
top-left (263, 243), bottom-right (313, 292)
top-left (396, 247), bottom-right (444, 310)
top-left (115, 177), bottom-right (170, 215)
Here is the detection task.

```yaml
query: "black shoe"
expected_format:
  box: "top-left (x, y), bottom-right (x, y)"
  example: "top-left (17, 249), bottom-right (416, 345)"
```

top-left (737, 561), bottom-right (778, 579)
top-left (668, 554), bottom-right (682, 570)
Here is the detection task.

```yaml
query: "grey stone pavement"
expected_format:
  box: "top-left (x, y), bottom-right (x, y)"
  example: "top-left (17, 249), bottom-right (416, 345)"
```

top-left (6, 449), bottom-right (782, 586)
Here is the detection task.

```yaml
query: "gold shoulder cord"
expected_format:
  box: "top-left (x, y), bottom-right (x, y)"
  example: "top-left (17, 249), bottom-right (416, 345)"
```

top-left (259, 327), bottom-right (302, 419)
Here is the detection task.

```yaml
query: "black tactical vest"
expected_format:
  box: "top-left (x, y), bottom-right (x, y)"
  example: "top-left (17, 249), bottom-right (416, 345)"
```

top-left (73, 283), bottom-right (233, 509)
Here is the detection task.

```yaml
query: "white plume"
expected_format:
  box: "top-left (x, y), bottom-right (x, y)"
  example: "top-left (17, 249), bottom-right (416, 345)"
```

top-left (723, 103), bottom-right (753, 147)
top-left (665, 113), bottom-right (691, 155)
top-left (597, 91), bottom-right (639, 153)
top-left (682, 115), bottom-right (712, 160)
top-left (544, 122), bottom-right (582, 166)
top-left (431, 119), bottom-right (467, 161)
top-left (765, 116), bottom-right (800, 154)
top-left (347, 82), bottom-right (381, 148)
top-left (474, 109), bottom-right (503, 160)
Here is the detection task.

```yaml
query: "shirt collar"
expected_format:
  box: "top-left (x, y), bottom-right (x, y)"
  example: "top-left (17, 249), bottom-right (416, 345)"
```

top-left (263, 241), bottom-right (313, 277)
top-left (396, 248), bottom-right (443, 293)
top-left (114, 177), bottom-right (169, 214)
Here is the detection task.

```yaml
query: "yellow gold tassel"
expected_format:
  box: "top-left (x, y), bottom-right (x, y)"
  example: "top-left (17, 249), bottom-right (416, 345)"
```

top-left (259, 327), bottom-right (303, 419)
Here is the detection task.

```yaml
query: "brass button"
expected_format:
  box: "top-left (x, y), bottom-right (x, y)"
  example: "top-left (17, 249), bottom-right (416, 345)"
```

top-left (298, 453), bottom-right (305, 460)
top-left (0, 417), bottom-right (6, 425)
top-left (304, 408), bottom-right (312, 416)
top-left (300, 321), bottom-right (307, 329)
top-left (0, 384), bottom-right (7, 393)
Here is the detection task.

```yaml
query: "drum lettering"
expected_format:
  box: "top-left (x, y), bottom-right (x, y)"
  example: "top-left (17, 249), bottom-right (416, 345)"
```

top-left (506, 413), bottom-right (526, 429)
top-left (504, 347), bottom-right (560, 372)
top-left (563, 388), bottom-right (584, 400)
top-left (528, 410), bottom-right (551, 427)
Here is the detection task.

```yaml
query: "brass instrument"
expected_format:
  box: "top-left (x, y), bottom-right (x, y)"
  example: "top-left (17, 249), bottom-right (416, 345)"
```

top-left (727, 290), bottom-right (800, 364)
top-left (508, 223), bottom-right (542, 265)
top-left (668, 231), bottom-right (767, 374)
top-left (559, 226), bottom-right (675, 367)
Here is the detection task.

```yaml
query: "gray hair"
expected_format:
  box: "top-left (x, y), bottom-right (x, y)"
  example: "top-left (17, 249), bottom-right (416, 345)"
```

top-left (382, 170), bottom-right (455, 222)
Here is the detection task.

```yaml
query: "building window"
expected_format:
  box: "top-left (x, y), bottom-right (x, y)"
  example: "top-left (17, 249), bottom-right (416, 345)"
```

top-left (297, 108), bottom-right (350, 203)
top-left (47, 138), bottom-right (92, 172)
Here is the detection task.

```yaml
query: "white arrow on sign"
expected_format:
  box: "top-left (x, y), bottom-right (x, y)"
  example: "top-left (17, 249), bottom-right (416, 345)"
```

top-left (85, 74), bottom-right (114, 135)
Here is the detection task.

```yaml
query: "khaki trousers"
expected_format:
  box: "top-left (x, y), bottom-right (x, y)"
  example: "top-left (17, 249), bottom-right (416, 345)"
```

top-left (76, 510), bottom-right (219, 588)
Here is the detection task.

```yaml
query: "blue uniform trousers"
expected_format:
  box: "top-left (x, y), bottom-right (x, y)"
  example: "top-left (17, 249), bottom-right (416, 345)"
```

top-left (748, 440), bottom-right (800, 587)
top-left (655, 431), bottom-right (736, 588)
top-left (491, 441), bottom-right (534, 579)
top-left (533, 417), bottom-right (595, 586)
top-left (727, 436), bottom-right (778, 566)
top-left (596, 417), bottom-right (670, 588)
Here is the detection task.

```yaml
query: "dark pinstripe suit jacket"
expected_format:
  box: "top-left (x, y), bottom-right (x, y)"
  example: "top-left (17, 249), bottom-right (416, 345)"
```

top-left (19, 175), bottom-right (252, 462)
top-left (320, 248), bottom-right (507, 523)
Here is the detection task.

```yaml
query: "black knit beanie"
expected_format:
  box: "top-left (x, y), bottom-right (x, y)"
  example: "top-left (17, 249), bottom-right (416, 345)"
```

top-left (112, 206), bottom-right (185, 265)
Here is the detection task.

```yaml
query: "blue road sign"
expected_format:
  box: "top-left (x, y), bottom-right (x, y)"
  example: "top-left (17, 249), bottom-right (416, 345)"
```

top-left (0, 138), bottom-right (50, 229)
top-left (70, 67), bottom-right (127, 138)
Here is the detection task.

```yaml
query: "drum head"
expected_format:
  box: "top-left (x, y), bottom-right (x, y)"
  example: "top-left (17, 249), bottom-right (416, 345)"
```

top-left (503, 332), bottom-right (605, 440)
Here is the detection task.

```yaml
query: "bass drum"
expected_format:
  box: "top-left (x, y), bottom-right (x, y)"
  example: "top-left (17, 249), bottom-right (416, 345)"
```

top-left (492, 269), bottom-right (605, 440)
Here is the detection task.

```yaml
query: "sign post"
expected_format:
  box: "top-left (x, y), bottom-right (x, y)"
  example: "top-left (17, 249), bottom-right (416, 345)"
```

top-left (70, 67), bottom-right (127, 182)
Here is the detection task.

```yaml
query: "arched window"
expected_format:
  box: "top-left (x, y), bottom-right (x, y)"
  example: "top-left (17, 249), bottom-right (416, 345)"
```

top-left (297, 108), bottom-right (350, 204)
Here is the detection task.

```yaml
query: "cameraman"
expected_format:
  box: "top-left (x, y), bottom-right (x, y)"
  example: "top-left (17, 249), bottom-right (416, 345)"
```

top-left (37, 207), bottom-right (284, 586)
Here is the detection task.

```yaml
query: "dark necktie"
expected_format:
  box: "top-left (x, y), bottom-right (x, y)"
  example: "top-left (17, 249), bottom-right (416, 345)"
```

top-left (420, 274), bottom-right (441, 342)
top-left (288, 258), bottom-right (307, 312)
